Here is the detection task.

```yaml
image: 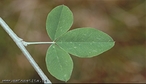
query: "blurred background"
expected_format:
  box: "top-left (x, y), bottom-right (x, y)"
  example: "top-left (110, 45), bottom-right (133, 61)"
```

top-left (0, 0), bottom-right (145, 83)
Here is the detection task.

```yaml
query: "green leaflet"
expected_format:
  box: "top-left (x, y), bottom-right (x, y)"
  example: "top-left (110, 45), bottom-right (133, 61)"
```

top-left (46, 44), bottom-right (73, 81)
top-left (56, 28), bottom-right (115, 57)
top-left (46, 5), bottom-right (73, 41)
top-left (45, 5), bottom-right (115, 82)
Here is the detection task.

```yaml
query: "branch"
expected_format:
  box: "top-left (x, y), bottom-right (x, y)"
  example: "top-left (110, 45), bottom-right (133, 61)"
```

top-left (0, 17), bottom-right (51, 84)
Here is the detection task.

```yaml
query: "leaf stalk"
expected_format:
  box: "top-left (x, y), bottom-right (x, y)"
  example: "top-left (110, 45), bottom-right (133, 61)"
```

top-left (23, 41), bottom-right (55, 46)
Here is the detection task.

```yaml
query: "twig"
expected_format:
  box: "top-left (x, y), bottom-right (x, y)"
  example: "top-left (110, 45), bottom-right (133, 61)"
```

top-left (0, 17), bottom-right (51, 84)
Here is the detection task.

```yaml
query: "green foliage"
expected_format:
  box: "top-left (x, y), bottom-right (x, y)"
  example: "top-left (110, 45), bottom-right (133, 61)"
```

top-left (46, 5), bottom-right (115, 81)
top-left (57, 28), bottom-right (114, 57)
top-left (46, 44), bottom-right (73, 81)
top-left (46, 5), bottom-right (73, 41)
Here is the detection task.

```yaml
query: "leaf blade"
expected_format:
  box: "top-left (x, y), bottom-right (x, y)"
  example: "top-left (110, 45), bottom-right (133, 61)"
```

top-left (46, 44), bottom-right (73, 81)
top-left (56, 28), bottom-right (115, 57)
top-left (46, 5), bottom-right (73, 41)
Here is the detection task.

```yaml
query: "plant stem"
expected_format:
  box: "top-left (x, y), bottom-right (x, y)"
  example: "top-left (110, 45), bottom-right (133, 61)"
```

top-left (23, 41), bottom-right (55, 46)
top-left (0, 17), bottom-right (51, 84)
